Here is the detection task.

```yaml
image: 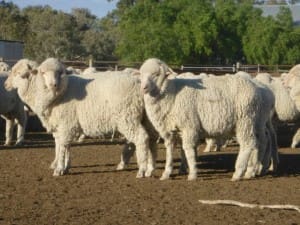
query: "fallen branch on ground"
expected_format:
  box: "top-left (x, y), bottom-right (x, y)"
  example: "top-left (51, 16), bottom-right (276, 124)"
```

top-left (199, 200), bottom-right (300, 213)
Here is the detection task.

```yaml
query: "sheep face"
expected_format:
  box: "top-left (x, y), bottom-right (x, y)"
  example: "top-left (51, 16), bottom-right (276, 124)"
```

top-left (5, 61), bottom-right (34, 92)
top-left (37, 58), bottom-right (66, 92)
top-left (0, 62), bottom-right (10, 72)
top-left (39, 69), bottom-right (61, 91)
top-left (139, 58), bottom-right (173, 95)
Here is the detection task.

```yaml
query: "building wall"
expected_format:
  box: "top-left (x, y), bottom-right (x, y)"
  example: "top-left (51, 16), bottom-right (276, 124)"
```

top-left (0, 40), bottom-right (24, 66)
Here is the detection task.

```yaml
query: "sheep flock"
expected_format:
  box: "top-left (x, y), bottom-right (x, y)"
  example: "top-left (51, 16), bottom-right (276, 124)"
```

top-left (1, 57), bottom-right (300, 181)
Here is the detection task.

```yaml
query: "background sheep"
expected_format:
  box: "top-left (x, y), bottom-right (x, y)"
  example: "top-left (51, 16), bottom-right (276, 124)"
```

top-left (255, 72), bottom-right (300, 148)
top-left (82, 66), bottom-right (97, 75)
top-left (0, 62), bottom-right (10, 72)
top-left (0, 72), bottom-right (27, 146)
top-left (139, 58), bottom-right (273, 181)
top-left (5, 58), bottom-right (157, 178)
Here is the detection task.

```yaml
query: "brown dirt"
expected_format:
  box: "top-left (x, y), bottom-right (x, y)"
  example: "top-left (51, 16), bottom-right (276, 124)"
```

top-left (0, 133), bottom-right (299, 225)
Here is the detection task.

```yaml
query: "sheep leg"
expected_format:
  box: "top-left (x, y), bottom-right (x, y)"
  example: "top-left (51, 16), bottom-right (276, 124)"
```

top-left (203, 138), bottom-right (215, 152)
top-left (232, 144), bottom-right (254, 181)
top-left (64, 149), bottom-right (71, 173)
top-left (4, 119), bottom-right (14, 146)
top-left (257, 128), bottom-right (272, 176)
top-left (145, 137), bottom-right (158, 177)
top-left (15, 112), bottom-right (28, 146)
top-left (181, 133), bottom-right (197, 181)
top-left (120, 125), bottom-right (149, 178)
top-left (247, 127), bottom-right (268, 178)
top-left (178, 147), bottom-right (188, 175)
top-left (267, 121), bottom-right (279, 172)
top-left (160, 136), bottom-right (175, 180)
top-left (291, 128), bottom-right (300, 149)
top-left (116, 142), bottom-right (135, 170)
top-left (50, 135), bottom-right (59, 169)
top-left (53, 143), bottom-right (70, 176)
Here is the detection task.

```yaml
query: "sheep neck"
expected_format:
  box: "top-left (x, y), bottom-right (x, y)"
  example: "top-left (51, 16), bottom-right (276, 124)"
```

top-left (143, 78), bottom-right (175, 134)
top-left (19, 74), bottom-right (66, 117)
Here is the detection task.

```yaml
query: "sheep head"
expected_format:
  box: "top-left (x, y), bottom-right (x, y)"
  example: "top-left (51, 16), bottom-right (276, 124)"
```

top-left (4, 59), bottom-right (38, 92)
top-left (139, 58), bottom-right (175, 95)
top-left (37, 58), bottom-right (67, 91)
top-left (0, 62), bottom-right (10, 72)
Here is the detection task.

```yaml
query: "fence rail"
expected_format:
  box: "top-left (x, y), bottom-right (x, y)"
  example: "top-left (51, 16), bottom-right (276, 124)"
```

top-left (1, 58), bottom-right (295, 76)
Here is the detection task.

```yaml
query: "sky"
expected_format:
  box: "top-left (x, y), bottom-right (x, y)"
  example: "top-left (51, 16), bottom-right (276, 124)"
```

top-left (8, 0), bottom-right (117, 18)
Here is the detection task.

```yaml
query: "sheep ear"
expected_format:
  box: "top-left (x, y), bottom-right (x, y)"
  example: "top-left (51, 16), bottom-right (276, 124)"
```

top-left (21, 72), bottom-right (30, 78)
top-left (31, 69), bottom-right (38, 75)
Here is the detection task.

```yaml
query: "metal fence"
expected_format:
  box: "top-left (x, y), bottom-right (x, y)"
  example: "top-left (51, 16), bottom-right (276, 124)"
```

top-left (1, 58), bottom-right (296, 76)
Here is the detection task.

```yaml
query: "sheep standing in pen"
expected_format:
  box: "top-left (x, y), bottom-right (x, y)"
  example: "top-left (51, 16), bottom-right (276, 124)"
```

top-left (254, 72), bottom-right (300, 148)
top-left (139, 58), bottom-right (274, 181)
top-left (0, 73), bottom-right (28, 146)
top-left (5, 58), bottom-right (157, 178)
top-left (0, 59), bottom-right (36, 146)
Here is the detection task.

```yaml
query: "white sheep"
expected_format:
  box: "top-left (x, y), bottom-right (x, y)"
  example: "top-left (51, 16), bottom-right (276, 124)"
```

top-left (139, 58), bottom-right (273, 181)
top-left (240, 72), bottom-right (278, 172)
top-left (0, 62), bottom-right (10, 72)
top-left (82, 66), bottom-right (97, 75)
top-left (255, 72), bottom-right (300, 148)
top-left (5, 58), bottom-right (157, 178)
top-left (0, 72), bottom-right (27, 146)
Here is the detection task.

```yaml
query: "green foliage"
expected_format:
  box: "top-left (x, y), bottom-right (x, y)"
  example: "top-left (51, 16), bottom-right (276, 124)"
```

top-left (0, 1), bottom-right (28, 41)
top-left (0, 0), bottom-right (299, 65)
top-left (22, 6), bottom-right (81, 60)
top-left (116, 0), bottom-right (218, 64)
top-left (242, 6), bottom-right (298, 64)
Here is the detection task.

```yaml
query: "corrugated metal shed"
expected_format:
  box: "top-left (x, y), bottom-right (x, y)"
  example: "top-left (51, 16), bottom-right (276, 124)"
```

top-left (0, 40), bottom-right (24, 66)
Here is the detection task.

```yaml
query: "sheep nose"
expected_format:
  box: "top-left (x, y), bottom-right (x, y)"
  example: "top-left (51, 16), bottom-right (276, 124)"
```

top-left (141, 84), bottom-right (149, 94)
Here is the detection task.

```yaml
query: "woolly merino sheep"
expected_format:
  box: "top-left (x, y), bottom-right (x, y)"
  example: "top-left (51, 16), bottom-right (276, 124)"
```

top-left (0, 62), bottom-right (10, 72)
top-left (0, 72), bottom-right (27, 146)
top-left (139, 58), bottom-right (273, 181)
top-left (82, 66), bottom-right (97, 75)
top-left (236, 72), bottom-right (278, 172)
top-left (255, 73), bottom-right (300, 148)
top-left (5, 58), bottom-right (157, 177)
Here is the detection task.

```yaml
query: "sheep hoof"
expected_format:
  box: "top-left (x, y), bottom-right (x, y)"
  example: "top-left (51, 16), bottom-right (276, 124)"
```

top-left (136, 172), bottom-right (145, 179)
top-left (160, 172), bottom-right (170, 180)
top-left (243, 172), bottom-right (254, 180)
top-left (116, 163), bottom-right (125, 171)
top-left (231, 173), bottom-right (242, 181)
top-left (53, 170), bottom-right (64, 177)
top-left (53, 168), bottom-right (65, 176)
top-left (4, 142), bottom-right (12, 146)
top-left (187, 174), bottom-right (197, 181)
top-left (145, 169), bottom-right (154, 177)
top-left (14, 140), bottom-right (24, 146)
top-left (50, 161), bottom-right (57, 170)
top-left (231, 177), bottom-right (241, 182)
top-left (291, 142), bottom-right (297, 149)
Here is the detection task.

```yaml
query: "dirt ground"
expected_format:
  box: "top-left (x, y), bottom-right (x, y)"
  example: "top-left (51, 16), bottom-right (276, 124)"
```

top-left (0, 132), bottom-right (299, 225)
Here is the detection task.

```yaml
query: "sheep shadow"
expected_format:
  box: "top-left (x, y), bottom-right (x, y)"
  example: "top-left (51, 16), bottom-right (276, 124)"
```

top-left (156, 151), bottom-right (300, 179)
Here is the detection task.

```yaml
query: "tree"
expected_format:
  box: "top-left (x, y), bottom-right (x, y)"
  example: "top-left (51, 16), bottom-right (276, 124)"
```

top-left (116, 0), bottom-right (218, 64)
top-left (242, 6), bottom-right (298, 64)
top-left (0, 1), bottom-right (28, 41)
top-left (23, 6), bottom-right (81, 60)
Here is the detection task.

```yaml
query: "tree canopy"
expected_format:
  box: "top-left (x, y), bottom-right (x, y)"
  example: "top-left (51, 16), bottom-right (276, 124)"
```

top-left (0, 0), bottom-right (299, 65)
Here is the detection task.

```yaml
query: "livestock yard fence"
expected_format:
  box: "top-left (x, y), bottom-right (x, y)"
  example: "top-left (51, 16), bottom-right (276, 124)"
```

top-left (2, 58), bottom-right (294, 76)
